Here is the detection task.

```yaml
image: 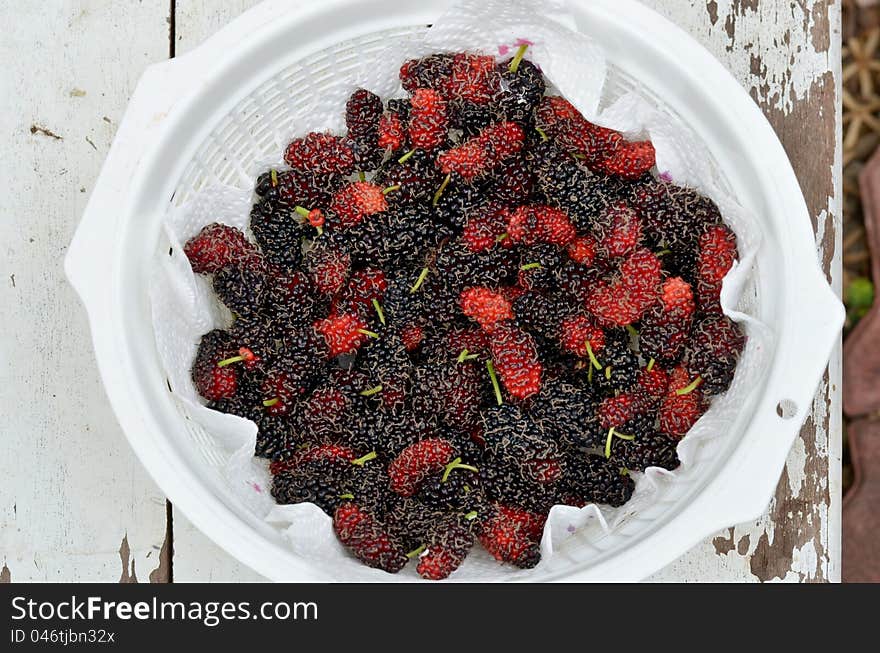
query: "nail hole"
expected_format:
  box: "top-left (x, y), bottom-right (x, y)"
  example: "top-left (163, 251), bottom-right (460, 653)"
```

top-left (776, 399), bottom-right (797, 420)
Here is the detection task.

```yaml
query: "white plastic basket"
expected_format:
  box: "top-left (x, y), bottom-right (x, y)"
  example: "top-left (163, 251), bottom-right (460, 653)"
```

top-left (65, 0), bottom-right (843, 582)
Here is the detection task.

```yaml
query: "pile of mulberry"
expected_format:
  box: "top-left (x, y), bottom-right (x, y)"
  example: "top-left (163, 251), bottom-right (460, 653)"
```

top-left (185, 47), bottom-right (746, 579)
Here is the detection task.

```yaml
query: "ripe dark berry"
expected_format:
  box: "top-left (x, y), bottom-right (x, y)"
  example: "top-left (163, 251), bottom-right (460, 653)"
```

top-left (212, 261), bottom-right (267, 317)
top-left (388, 438), bottom-right (457, 497)
top-left (250, 196), bottom-right (307, 270)
top-left (507, 204), bottom-right (576, 247)
top-left (460, 286), bottom-right (514, 331)
top-left (658, 365), bottom-right (704, 438)
top-left (408, 88), bottom-right (448, 151)
top-left (697, 224), bottom-right (738, 312)
top-left (184, 223), bottom-right (255, 274)
top-left (400, 54), bottom-right (454, 94)
top-left (563, 454), bottom-right (634, 508)
top-left (438, 122), bottom-right (526, 181)
top-left (284, 132), bottom-right (355, 175)
top-left (192, 329), bottom-right (237, 401)
top-left (304, 236), bottom-right (351, 296)
top-left (314, 313), bottom-right (372, 358)
top-left (346, 88), bottom-right (383, 141)
top-left (478, 504), bottom-right (544, 569)
top-left (530, 378), bottom-right (602, 449)
top-left (631, 181), bottom-right (722, 251)
top-left (685, 314), bottom-right (745, 395)
top-left (488, 322), bottom-right (543, 400)
top-left (640, 277), bottom-right (695, 363)
top-left (333, 503), bottom-right (407, 573)
top-left (498, 58), bottom-right (545, 123)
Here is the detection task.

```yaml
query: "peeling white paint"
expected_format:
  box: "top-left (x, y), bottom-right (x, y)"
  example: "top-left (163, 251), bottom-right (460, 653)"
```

top-left (643, 0), bottom-right (837, 115)
top-left (786, 436), bottom-right (807, 498)
top-left (791, 540), bottom-right (820, 580)
top-left (0, 1), bottom-right (170, 582)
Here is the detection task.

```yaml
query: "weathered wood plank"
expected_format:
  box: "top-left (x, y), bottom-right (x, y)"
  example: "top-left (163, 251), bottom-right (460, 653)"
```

top-left (644, 0), bottom-right (842, 583)
top-left (0, 0), bottom-right (173, 582)
top-left (170, 0), bottom-right (841, 582)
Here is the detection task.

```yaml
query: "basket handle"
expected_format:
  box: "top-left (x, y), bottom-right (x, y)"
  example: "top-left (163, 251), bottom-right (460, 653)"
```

top-left (65, 61), bottom-right (184, 312)
top-left (65, 0), bottom-right (306, 312)
top-left (712, 264), bottom-right (842, 528)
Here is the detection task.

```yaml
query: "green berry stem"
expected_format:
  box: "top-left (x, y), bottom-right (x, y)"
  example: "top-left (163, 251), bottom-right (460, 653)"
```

top-left (496, 233), bottom-right (509, 243)
top-left (263, 398), bottom-right (280, 407)
top-left (535, 126), bottom-right (549, 142)
top-left (619, 468), bottom-right (630, 477)
top-left (604, 427), bottom-right (635, 458)
top-left (406, 544), bottom-right (426, 559)
top-left (294, 205), bottom-right (311, 219)
top-left (382, 184), bottom-right (401, 195)
top-left (359, 384), bottom-right (383, 397)
top-left (398, 148), bottom-right (416, 164)
top-left (410, 267), bottom-right (430, 293)
top-left (464, 510), bottom-right (478, 521)
top-left (351, 451), bottom-right (377, 466)
top-left (508, 43), bottom-right (529, 73)
top-left (625, 324), bottom-right (639, 339)
top-left (655, 249), bottom-right (671, 257)
top-left (647, 358), bottom-right (656, 372)
top-left (270, 169), bottom-right (279, 187)
top-left (372, 299), bottom-right (386, 325)
top-left (520, 262), bottom-right (542, 271)
top-left (432, 173), bottom-right (452, 206)
top-left (675, 376), bottom-right (703, 396)
top-left (358, 171), bottom-right (366, 182)
top-left (357, 328), bottom-right (380, 339)
top-left (217, 354), bottom-right (245, 368)
top-left (486, 360), bottom-right (503, 406)
top-left (587, 365), bottom-right (594, 384)
top-left (456, 348), bottom-right (469, 364)
top-left (338, 493), bottom-right (355, 500)
top-left (604, 428), bottom-right (615, 459)
top-left (604, 365), bottom-right (612, 380)
top-left (584, 340), bottom-right (602, 371)
top-left (441, 457), bottom-right (479, 483)
top-left (572, 152), bottom-right (586, 160)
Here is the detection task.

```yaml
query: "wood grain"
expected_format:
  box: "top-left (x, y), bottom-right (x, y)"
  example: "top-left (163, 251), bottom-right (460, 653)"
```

top-left (0, 0), bottom-right (173, 583)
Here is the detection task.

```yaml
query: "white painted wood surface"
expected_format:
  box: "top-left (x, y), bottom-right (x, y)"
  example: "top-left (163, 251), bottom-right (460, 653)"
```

top-left (1, 0), bottom-right (841, 583)
top-left (0, 0), bottom-right (172, 582)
